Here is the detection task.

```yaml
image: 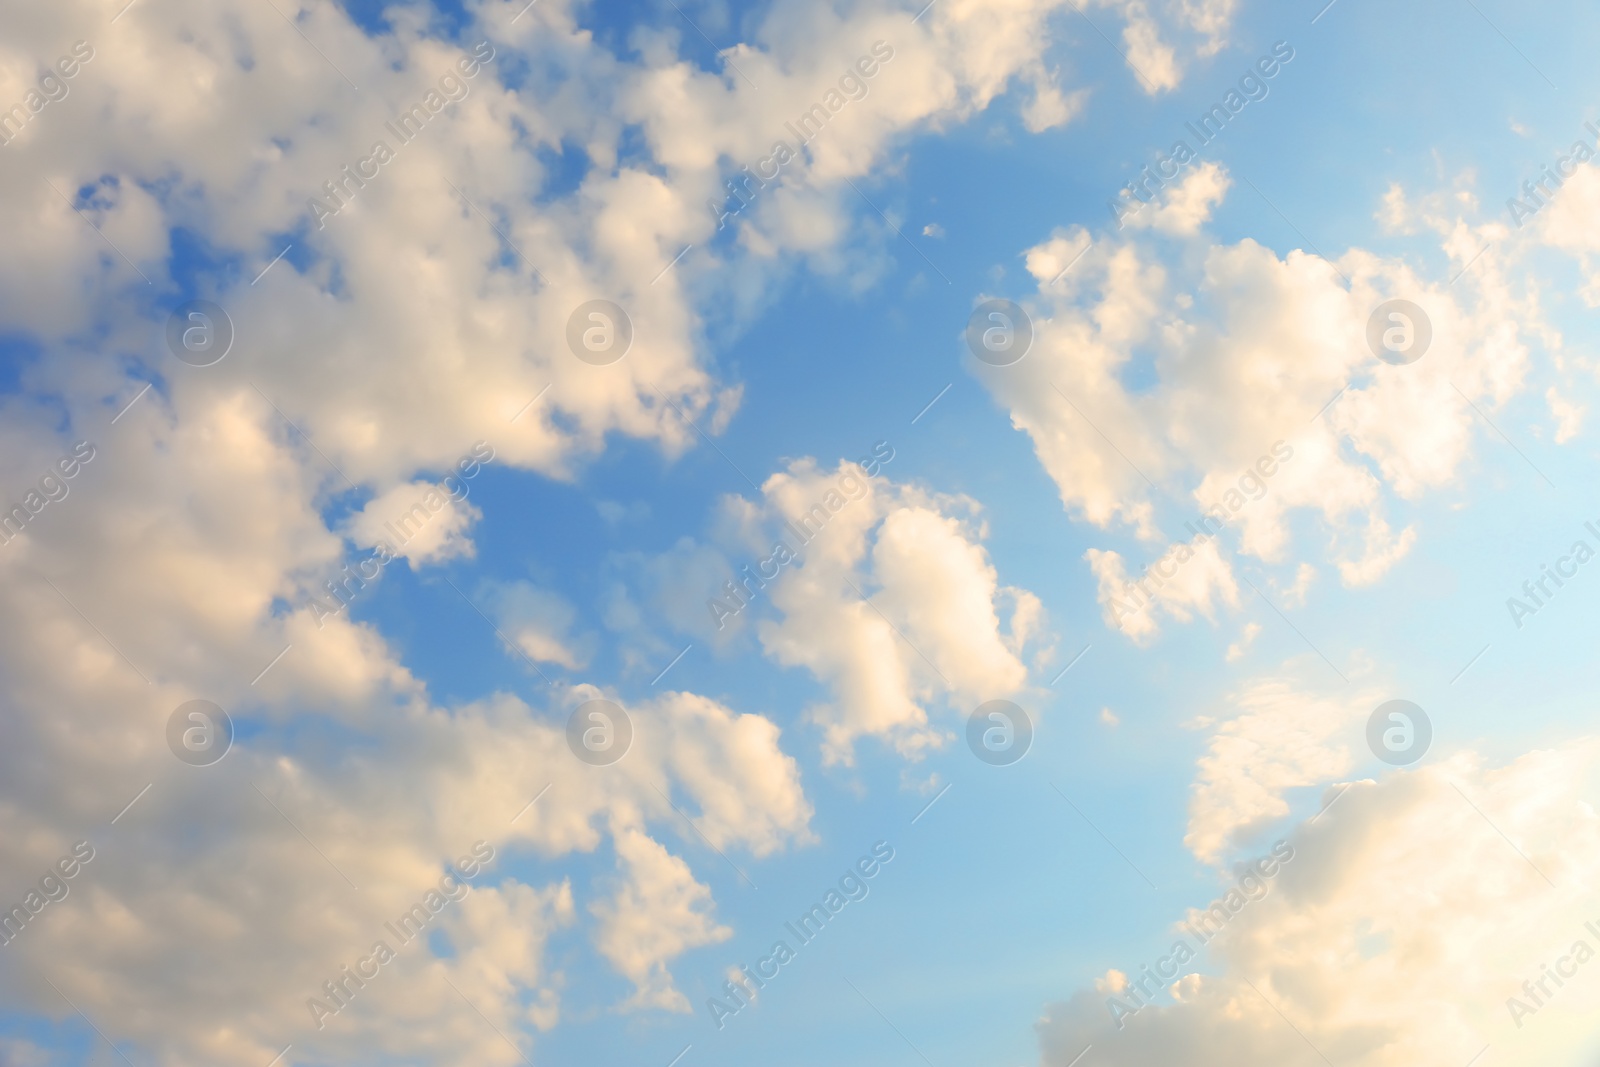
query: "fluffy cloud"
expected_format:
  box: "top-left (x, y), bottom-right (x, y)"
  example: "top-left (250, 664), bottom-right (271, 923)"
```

top-left (345, 480), bottom-right (483, 568)
top-left (984, 164), bottom-right (1548, 641)
top-left (1535, 162), bottom-right (1600, 303)
top-left (604, 451), bottom-right (1045, 763)
top-left (1183, 674), bottom-right (1380, 863)
top-left (0, 420), bottom-right (816, 1061)
top-left (590, 822), bottom-right (733, 1012)
top-left (1040, 742), bottom-right (1600, 1066)
top-left (1123, 160), bottom-right (1231, 235)
top-left (0, 0), bottom-right (1248, 1062)
top-left (0, 0), bottom-right (1240, 496)
top-left (0, 675), bottom-right (814, 1063)
top-left (1085, 536), bottom-right (1238, 644)
top-left (443, 880), bottom-right (577, 1033)
top-left (654, 456), bottom-right (1046, 764)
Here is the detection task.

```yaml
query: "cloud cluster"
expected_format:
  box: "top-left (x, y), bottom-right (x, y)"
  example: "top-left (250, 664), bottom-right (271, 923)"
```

top-left (0, 0), bottom-right (1257, 1062)
top-left (618, 456), bottom-right (1046, 764)
top-left (1040, 742), bottom-right (1600, 1066)
top-left (984, 163), bottom-right (1547, 641)
top-left (1183, 674), bottom-right (1380, 863)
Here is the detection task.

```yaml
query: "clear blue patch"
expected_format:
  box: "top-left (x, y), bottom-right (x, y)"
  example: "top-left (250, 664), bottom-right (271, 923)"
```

top-left (249, 223), bottom-right (317, 287)
top-left (227, 709), bottom-right (270, 750)
top-left (337, 0), bottom-right (396, 34)
top-left (582, 0), bottom-right (664, 61)
top-left (0, 334), bottom-right (41, 396)
top-left (168, 226), bottom-right (246, 296)
top-left (499, 42), bottom-right (537, 97)
top-left (338, 0), bottom-right (472, 40)
top-left (1117, 346), bottom-right (1162, 394)
top-left (585, 0), bottom-right (758, 72)
top-left (536, 139), bottom-right (591, 202)
top-left (0, 1012), bottom-right (98, 1066)
top-left (348, 557), bottom-right (542, 708)
top-left (615, 123), bottom-right (651, 170)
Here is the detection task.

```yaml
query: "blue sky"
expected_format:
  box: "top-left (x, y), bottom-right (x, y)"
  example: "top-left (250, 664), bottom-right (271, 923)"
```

top-left (4, 0), bottom-right (1600, 1065)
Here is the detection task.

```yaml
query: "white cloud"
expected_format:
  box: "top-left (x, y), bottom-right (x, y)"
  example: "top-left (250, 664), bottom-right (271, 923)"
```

top-left (0, 623), bottom-right (812, 1062)
top-left (648, 690), bottom-right (818, 857)
top-left (345, 480), bottom-right (482, 568)
top-left (1040, 742), bottom-right (1600, 1066)
top-left (606, 454), bottom-right (1042, 764)
top-left (748, 459), bottom-right (1041, 763)
top-left (1537, 162), bottom-right (1600, 305)
top-left (1123, 160), bottom-right (1230, 235)
top-left (1098, 0), bottom-right (1182, 92)
top-left (1020, 68), bottom-right (1089, 132)
top-left (0, 0), bottom-right (1250, 1060)
top-left (443, 880), bottom-right (576, 1033)
top-left (1173, 0), bottom-right (1237, 53)
top-left (990, 171), bottom-right (1545, 640)
top-left (1183, 674), bottom-right (1379, 863)
top-left (1085, 537), bottom-right (1239, 645)
top-left (483, 580), bottom-right (592, 670)
top-left (590, 822), bottom-right (733, 1012)
top-left (1547, 387), bottom-right (1585, 442)
top-left (1224, 621), bottom-right (1260, 662)
top-left (1277, 562), bottom-right (1316, 608)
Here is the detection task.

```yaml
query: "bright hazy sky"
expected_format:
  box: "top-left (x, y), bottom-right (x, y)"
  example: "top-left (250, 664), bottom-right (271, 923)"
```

top-left (3, 0), bottom-right (1600, 1065)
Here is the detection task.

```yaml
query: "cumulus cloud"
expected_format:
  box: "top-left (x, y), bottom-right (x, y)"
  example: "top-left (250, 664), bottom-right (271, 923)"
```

top-left (1040, 742), bottom-right (1600, 1067)
top-left (1085, 537), bottom-right (1238, 644)
top-left (1547, 386), bottom-right (1585, 442)
top-left (1113, 1), bottom-right (1182, 92)
top-left (0, 0), bottom-right (1248, 1061)
top-left (0, 597), bottom-right (813, 1063)
top-left (1183, 674), bottom-right (1379, 863)
top-left (1535, 162), bottom-right (1600, 303)
top-left (442, 880), bottom-right (577, 1033)
top-left (1123, 160), bottom-right (1230, 235)
top-left (711, 457), bottom-right (1042, 763)
top-left (345, 480), bottom-right (483, 568)
top-left (607, 451), bottom-right (1045, 762)
top-left (1020, 67), bottom-right (1090, 132)
top-left (991, 165), bottom-right (1548, 641)
top-left (590, 822), bottom-right (733, 1012)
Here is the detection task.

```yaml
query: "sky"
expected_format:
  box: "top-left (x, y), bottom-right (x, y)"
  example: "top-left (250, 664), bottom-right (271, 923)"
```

top-left (3, 0), bottom-right (1600, 1064)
